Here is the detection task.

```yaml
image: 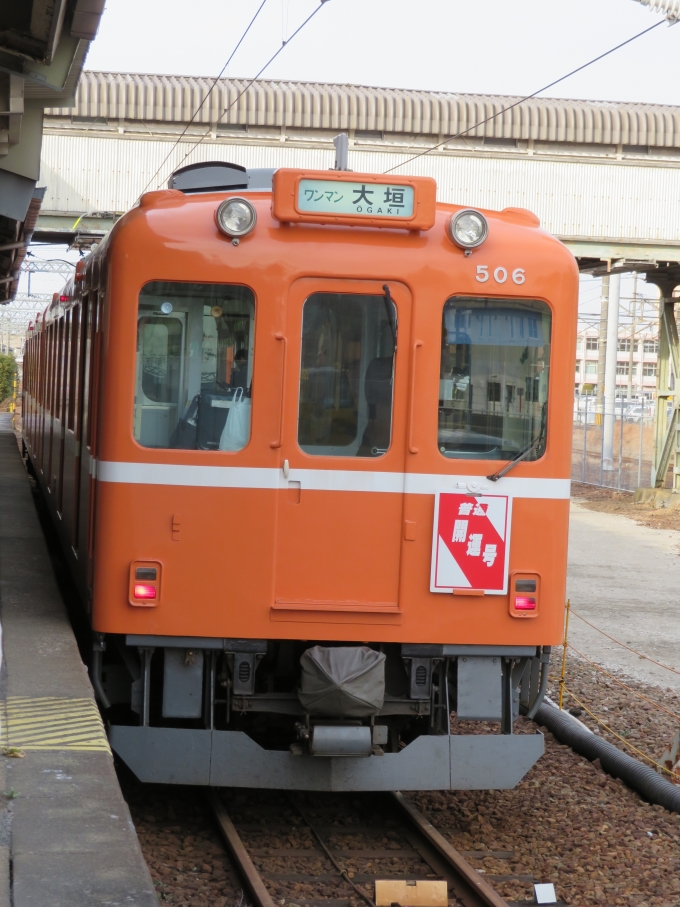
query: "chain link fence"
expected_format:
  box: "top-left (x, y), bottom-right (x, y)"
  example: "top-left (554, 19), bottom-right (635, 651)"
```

top-left (571, 395), bottom-right (660, 491)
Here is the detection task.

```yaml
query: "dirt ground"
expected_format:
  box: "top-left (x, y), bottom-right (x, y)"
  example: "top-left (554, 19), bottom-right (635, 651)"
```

top-left (571, 483), bottom-right (680, 533)
top-left (572, 421), bottom-right (654, 459)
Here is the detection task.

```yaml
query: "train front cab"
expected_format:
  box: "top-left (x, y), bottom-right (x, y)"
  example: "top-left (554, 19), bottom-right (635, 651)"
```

top-left (41, 165), bottom-right (577, 791)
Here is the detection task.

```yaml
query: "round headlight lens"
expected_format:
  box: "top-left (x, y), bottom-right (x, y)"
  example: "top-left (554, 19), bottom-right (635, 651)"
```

top-left (215, 197), bottom-right (257, 237)
top-left (449, 209), bottom-right (488, 249)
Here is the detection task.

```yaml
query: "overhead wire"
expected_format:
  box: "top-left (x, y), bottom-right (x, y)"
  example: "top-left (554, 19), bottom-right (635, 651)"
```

top-left (137, 0), bottom-right (271, 199)
top-left (383, 19), bottom-right (666, 175)
top-left (143, 0), bottom-right (331, 198)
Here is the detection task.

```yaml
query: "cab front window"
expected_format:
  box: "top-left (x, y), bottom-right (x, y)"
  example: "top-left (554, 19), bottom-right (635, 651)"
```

top-left (438, 296), bottom-right (551, 460)
top-left (134, 281), bottom-right (255, 450)
top-left (298, 292), bottom-right (396, 457)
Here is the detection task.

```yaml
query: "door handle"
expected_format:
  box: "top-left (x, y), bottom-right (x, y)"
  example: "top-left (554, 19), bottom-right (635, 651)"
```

top-left (270, 332), bottom-right (287, 449)
top-left (408, 340), bottom-right (423, 455)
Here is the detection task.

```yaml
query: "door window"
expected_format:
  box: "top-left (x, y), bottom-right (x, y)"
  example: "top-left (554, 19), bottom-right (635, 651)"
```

top-left (439, 296), bottom-right (551, 460)
top-left (298, 292), bottom-right (396, 457)
top-left (134, 282), bottom-right (255, 450)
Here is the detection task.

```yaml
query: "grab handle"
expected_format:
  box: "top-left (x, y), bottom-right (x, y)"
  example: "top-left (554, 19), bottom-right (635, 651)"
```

top-left (408, 340), bottom-right (423, 454)
top-left (270, 332), bottom-right (287, 449)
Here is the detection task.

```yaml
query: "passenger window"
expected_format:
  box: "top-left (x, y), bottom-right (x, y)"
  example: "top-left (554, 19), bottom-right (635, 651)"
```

top-left (298, 292), bottom-right (396, 458)
top-left (439, 297), bottom-right (551, 460)
top-left (134, 282), bottom-right (255, 450)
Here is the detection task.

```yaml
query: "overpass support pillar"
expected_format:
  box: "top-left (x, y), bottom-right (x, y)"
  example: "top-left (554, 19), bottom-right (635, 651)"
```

top-left (650, 279), bottom-right (680, 489)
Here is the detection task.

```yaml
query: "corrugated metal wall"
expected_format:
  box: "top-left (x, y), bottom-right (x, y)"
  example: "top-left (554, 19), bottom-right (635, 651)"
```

top-left (47, 72), bottom-right (680, 148)
top-left (39, 133), bottom-right (680, 242)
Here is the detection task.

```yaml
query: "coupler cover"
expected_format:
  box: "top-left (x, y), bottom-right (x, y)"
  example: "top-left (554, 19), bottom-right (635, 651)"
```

top-left (299, 646), bottom-right (386, 717)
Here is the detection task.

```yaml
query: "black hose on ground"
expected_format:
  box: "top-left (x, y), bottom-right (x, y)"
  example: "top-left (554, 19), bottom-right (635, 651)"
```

top-left (533, 701), bottom-right (680, 813)
top-left (526, 647), bottom-right (551, 720)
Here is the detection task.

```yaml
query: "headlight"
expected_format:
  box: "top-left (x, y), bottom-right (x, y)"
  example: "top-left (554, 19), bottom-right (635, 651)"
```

top-left (215, 197), bottom-right (257, 238)
top-left (448, 209), bottom-right (488, 249)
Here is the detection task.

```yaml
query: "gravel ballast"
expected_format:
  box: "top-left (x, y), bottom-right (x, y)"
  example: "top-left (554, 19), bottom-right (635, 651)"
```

top-left (412, 659), bottom-right (680, 906)
top-left (119, 659), bottom-right (680, 907)
top-left (119, 772), bottom-right (242, 905)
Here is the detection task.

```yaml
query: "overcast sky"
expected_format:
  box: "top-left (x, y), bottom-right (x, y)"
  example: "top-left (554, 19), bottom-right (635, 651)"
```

top-left (85, 0), bottom-right (680, 106)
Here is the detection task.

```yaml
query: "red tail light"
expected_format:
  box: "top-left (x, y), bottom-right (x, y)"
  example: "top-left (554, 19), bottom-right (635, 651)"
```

top-left (514, 596), bottom-right (536, 611)
top-left (129, 561), bottom-right (161, 606)
top-left (133, 583), bottom-right (157, 600)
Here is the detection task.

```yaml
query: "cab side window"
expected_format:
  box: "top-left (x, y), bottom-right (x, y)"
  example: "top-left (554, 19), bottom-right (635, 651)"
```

top-left (134, 282), bottom-right (255, 451)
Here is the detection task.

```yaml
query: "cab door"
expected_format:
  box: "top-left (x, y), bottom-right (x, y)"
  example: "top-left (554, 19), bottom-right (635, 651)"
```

top-left (273, 278), bottom-right (411, 616)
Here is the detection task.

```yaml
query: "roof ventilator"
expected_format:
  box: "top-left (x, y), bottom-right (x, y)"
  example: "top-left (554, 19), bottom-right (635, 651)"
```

top-left (168, 161), bottom-right (275, 193)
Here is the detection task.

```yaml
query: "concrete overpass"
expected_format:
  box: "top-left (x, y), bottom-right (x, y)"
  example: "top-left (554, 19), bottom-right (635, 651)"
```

top-left (36, 72), bottom-right (680, 267)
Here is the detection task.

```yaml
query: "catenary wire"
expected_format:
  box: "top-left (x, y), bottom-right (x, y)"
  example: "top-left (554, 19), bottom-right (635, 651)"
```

top-left (151, 0), bottom-right (332, 193)
top-left (137, 0), bottom-right (271, 200)
top-left (383, 19), bottom-right (665, 174)
top-left (570, 608), bottom-right (680, 677)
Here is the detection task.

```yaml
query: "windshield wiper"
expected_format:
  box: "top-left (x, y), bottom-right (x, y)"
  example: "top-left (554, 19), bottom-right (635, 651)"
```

top-left (487, 435), bottom-right (542, 482)
top-left (382, 284), bottom-right (397, 349)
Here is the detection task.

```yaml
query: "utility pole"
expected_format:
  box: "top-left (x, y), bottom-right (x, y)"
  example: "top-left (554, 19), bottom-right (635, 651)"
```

top-left (603, 272), bottom-right (622, 469)
top-left (628, 273), bottom-right (638, 400)
top-left (596, 275), bottom-right (609, 418)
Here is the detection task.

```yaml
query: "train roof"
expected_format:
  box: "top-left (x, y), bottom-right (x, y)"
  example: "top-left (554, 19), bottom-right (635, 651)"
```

top-left (32, 162), bottom-right (576, 331)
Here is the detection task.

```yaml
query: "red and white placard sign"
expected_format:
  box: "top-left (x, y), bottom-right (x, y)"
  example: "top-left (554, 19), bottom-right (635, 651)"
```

top-left (430, 492), bottom-right (511, 595)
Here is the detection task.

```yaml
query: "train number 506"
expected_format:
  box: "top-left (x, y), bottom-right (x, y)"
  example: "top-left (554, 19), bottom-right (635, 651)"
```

top-left (475, 266), bottom-right (525, 285)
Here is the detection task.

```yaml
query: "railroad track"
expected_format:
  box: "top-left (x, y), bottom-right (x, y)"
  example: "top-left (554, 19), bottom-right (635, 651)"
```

top-left (206, 788), bottom-right (543, 907)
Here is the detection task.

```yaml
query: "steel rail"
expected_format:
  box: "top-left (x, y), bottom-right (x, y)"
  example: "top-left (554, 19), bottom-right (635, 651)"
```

top-left (208, 786), bottom-right (510, 907)
top-left (206, 789), bottom-right (277, 907)
top-left (392, 792), bottom-right (509, 907)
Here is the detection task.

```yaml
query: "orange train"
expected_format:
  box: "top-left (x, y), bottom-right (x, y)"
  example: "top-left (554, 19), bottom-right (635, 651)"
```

top-left (22, 157), bottom-right (577, 790)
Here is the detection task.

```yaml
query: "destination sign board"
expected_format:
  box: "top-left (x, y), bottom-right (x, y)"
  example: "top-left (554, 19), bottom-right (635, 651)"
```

top-left (297, 178), bottom-right (415, 219)
top-left (272, 169), bottom-right (437, 230)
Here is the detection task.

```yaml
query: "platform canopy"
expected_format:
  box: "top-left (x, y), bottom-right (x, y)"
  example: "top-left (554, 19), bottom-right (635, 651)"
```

top-left (0, 0), bottom-right (104, 304)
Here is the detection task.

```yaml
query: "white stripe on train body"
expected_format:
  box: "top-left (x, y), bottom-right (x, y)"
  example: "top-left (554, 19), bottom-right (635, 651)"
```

top-left (96, 460), bottom-right (570, 499)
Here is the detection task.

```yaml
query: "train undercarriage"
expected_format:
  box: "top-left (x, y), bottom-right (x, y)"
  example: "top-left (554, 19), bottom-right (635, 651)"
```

top-left (97, 636), bottom-right (550, 790)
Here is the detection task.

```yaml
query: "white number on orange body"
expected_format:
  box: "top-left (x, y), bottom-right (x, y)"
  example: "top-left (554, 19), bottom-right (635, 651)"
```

top-left (475, 266), bottom-right (526, 285)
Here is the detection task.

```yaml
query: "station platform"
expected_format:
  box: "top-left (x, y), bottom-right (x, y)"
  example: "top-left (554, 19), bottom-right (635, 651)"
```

top-left (0, 414), bottom-right (157, 906)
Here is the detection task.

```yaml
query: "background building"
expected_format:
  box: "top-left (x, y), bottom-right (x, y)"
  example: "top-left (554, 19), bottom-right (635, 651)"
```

top-left (576, 330), bottom-right (659, 399)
